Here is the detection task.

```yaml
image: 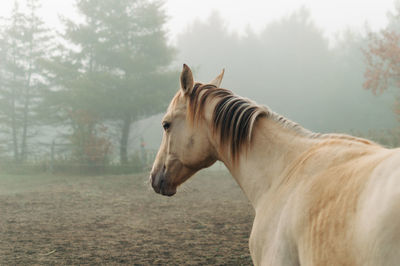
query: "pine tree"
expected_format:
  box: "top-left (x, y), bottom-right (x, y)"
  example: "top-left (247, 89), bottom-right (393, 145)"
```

top-left (0, 0), bottom-right (52, 162)
top-left (43, 0), bottom-right (176, 165)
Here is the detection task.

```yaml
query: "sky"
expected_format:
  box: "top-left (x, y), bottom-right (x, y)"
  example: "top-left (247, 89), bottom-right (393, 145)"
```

top-left (0, 0), bottom-right (397, 43)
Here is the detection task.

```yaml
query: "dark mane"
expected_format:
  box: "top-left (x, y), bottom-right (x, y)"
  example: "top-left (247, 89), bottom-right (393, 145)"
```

top-left (187, 83), bottom-right (267, 160)
top-left (186, 83), bottom-right (376, 161)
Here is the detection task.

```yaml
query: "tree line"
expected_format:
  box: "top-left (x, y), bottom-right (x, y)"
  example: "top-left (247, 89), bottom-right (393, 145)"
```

top-left (0, 1), bottom-right (399, 174)
top-left (0, 0), bottom-right (176, 172)
top-left (176, 9), bottom-right (398, 133)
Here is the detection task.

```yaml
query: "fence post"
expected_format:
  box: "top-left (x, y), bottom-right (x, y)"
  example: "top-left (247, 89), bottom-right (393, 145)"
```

top-left (140, 137), bottom-right (146, 170)
top-left (50, 140), bottom-right (55, 174)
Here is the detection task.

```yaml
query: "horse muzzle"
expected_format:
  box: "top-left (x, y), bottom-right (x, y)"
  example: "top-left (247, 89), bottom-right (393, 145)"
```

top-left (150, 169), bottom-right (176, 197)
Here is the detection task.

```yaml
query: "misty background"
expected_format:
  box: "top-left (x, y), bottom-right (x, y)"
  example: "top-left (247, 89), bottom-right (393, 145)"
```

top-left (2, 0), bottom-right (400, 264)
top-left (0, 0), bottom-right (399, 174)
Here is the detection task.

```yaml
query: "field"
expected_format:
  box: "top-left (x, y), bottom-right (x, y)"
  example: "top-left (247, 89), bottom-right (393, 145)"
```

top-left (0, 170), bottom-right (254, 265)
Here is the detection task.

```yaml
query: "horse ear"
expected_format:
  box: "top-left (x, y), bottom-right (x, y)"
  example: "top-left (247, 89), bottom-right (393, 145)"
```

top-left (209, 68), bottom-right (225, 87)
top-left (180, 64), bottom-right (194, 95)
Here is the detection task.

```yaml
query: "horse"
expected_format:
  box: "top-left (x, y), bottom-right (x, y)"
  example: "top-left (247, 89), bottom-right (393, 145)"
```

top-left (150, 64), bottom-right (400, 266)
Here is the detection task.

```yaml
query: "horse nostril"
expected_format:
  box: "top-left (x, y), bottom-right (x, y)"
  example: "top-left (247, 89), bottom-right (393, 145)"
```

top-left (150, 173), bottom-right (156, 188)
top-left (159, 178), bottom-right (166, 194)
top-left (150, 167), bottom-right (167, 194)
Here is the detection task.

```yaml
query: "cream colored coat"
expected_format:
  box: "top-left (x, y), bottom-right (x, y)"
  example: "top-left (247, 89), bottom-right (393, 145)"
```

top-left (232, 119), bottom-right (400, 266)
top-left (150, 65), bottom-right (400, 266)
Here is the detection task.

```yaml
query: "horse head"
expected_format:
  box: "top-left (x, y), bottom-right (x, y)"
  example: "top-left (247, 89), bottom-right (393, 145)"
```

top-left (150, 64), bottom-right (224, 196)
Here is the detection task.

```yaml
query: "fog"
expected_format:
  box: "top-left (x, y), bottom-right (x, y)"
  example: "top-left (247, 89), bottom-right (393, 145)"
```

top-left (1, 0), bottom-right (400, 264)
top-left (0, 0), bottom-right (399, 166)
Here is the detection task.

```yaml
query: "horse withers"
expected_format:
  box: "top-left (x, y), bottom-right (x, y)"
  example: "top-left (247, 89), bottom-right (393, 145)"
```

top-left (150, 64), bottom-right (400, 266)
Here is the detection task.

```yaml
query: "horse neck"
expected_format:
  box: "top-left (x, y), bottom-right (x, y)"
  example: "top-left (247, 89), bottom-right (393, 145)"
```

top-left (213, 117), bottom-right (316, 208)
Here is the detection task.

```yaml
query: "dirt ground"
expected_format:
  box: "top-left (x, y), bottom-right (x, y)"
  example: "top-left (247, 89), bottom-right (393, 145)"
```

top-left (0, 170), bottom-right (254, 265)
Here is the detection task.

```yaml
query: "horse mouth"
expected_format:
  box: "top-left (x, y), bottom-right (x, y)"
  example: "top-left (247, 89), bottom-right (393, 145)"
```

top-left (160, 188), bottom-right (176, 197)
top-left (150, 172), bottom-right (177, 197)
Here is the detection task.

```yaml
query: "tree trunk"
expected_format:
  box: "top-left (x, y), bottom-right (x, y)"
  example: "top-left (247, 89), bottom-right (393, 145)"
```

top-left (20, 33), bottom-right (34, 162)
top-left (120, 114), bottom-right (132, 165)
top-left (11, 79), bottom-right (19, 162)
top-left (21, 67), bottom-right (32, 162)
top-left (11, 48), bottom-right (19, 162)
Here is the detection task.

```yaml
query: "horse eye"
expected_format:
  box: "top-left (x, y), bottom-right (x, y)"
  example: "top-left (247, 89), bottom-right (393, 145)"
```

top-left (162, 122), bottom-right (171, 131)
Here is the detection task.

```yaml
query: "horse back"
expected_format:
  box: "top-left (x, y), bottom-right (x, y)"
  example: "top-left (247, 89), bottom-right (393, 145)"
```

top-left (295, 145), bottom-right (400, 266)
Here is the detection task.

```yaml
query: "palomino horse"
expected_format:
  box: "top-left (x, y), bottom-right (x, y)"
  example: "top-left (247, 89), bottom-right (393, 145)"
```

top-left (150, 64), bottom-right (400, 266)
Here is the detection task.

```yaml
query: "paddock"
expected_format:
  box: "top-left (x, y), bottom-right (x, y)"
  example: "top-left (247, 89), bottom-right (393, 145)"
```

top-left (0, 171), bottom-right (253, 265)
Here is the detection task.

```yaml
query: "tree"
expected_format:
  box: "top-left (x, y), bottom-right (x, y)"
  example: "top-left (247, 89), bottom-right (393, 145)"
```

top-left (176, 8), bottom-right (396, 133)
top-left (364, 31), bottom-right (400, 97)
top-left (363, 1), bottom-right (400, 123)
top-left (0, 0), bottom-right (52, 162)
top-left (177, 9), bottom-right (336, 129)
top-left (43, 0), bottom-right (176, 165)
